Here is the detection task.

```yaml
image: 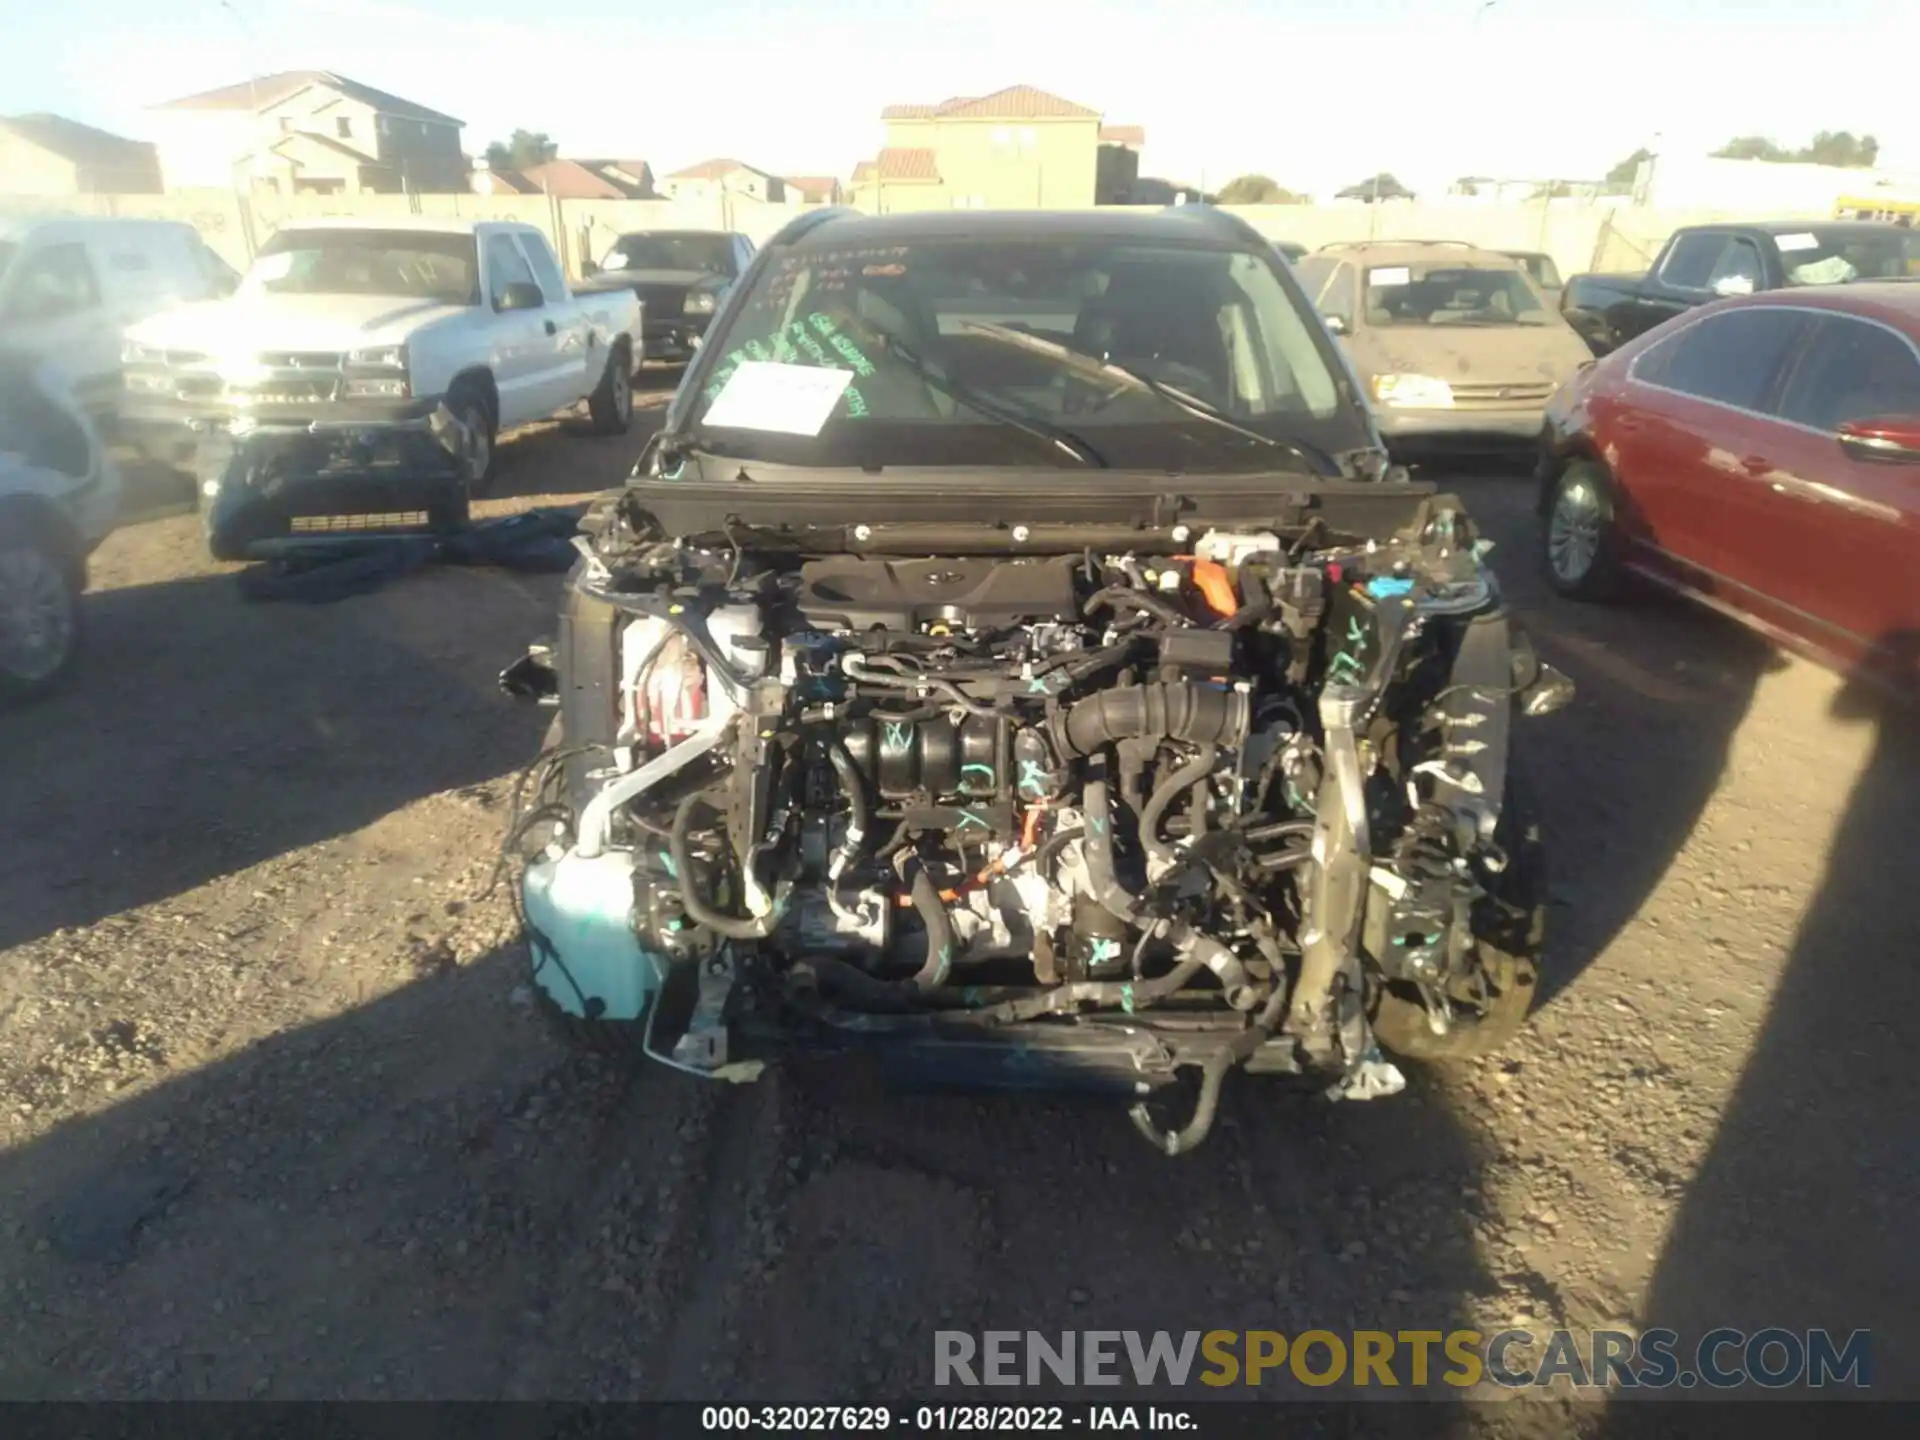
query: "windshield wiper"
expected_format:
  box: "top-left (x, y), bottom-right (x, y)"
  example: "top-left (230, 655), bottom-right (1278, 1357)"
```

top-left (958, 320), bottom-right (1330, 476)
top-left (849, 321), bottom-right (1107, 468)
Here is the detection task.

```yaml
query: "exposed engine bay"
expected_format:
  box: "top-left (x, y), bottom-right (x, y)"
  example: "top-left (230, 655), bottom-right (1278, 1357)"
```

top-left (505, 485), bottom-right (1573, 1154)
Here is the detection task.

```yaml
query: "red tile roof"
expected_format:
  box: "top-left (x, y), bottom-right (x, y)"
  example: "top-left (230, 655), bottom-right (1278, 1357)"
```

top-left (667, 156), bottom-right (777, 182)
top-left (1100, 124), bottom-right (1146, 146)
top-left (150, 70), bottom-right (461, 125)
top-left (784, 174), bottom-right (843, 203)
top-left (857, 148), bottom-right (940, 183)
top-left (509, 159), bottom-right (628, 199)
top-left (882, 85), bottom-right (1099, 122)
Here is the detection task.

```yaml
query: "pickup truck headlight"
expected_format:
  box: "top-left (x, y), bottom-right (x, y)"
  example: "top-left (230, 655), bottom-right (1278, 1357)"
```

top-left (1373, 373), bottom-right (1455, 409)
top-left (347, 345), bottom-right (407, 369)
top-left (686, 291), bottom-right (718, 314)
top-left (343, 344), bottom-right (410, 398)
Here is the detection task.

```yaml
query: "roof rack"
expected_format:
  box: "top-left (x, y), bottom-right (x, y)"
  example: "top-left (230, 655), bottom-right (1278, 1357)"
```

top-left (1318, 237), bottom-right (1480, 251)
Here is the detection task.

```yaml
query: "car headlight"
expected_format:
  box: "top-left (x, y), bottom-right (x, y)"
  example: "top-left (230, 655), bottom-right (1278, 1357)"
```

top-left (687, 291), bottom-right (718, 314)
top-left (122, 341), bottom-right (163, 365)
top-left (347, 344), bottom-right (407, 369)
top-left (1373, 373), bottom-right (1455, 409)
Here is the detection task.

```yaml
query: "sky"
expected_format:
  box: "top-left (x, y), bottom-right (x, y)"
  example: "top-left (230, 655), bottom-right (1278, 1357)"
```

top-left (6, 0), bottom-right (1918, 197)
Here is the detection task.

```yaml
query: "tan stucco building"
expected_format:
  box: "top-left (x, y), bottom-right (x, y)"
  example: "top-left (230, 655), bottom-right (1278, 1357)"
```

top-left (849, 85), bottom-right (1142, 213)
top-left (147, 71), bottom-right (466, 195)
top-left (0, 114), bottom-right (162, 195)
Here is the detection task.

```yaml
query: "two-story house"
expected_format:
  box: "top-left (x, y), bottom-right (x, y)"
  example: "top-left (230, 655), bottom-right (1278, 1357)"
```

top-left (850, 85), bottom-right (1141, 213)
top-left (0, 114), bottom-right (162, 195)
top-left (147, 71), bottom-right (466, 194)
top-left (659, 159), bottom-right (787, 204)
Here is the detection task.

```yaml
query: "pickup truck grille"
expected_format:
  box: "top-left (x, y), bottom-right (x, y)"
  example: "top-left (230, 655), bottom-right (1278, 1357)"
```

top-left (633, 283), bottom-right (687, 320)
top-left (1450, 381), bottom-right (1556, 409)
top-left (130, 352), bottom-right (352, 408)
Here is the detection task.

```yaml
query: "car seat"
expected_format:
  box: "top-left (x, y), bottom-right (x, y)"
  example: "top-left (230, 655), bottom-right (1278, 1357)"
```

top-left (1071, 263), bottom-right (1231, 407)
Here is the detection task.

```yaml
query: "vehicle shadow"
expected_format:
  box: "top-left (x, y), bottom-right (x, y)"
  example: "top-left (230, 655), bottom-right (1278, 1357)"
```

top-left (0, 565), bottom-right (556, 951)
top-left (0, 927), bottom-right (1506, 1414)
top-left (0, 942), bottom-right (626, 1398)
top-left (1612, 634), bottom-right (1920, 1406)
top-left (1443, 472), bottom-right (1773, 1009)
top-left (483, 367), bottom-right (682, 506)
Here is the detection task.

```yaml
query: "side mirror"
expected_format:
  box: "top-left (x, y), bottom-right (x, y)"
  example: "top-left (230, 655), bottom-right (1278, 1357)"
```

top-left (579, 258), bottom-right (600, 277)
top-left (1837, 415), bottom-right (1920, 464)
top-left (1324, 314), bottom-right (1348, 336)
top-left (495, 281), bottom-right (545, 312)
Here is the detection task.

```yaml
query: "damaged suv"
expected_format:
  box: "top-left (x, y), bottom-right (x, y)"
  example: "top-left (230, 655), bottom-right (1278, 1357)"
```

top-left (504, 207), bottom-right (1573, 1153)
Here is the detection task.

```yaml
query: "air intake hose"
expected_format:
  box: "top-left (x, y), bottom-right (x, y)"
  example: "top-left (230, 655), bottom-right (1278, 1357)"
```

top-left (1052, 683), bottom-right (1251, 758)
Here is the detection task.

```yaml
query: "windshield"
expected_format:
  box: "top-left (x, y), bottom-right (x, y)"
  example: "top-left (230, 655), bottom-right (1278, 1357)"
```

top-left (0, 241), bottom-right (15, 287)
top-left (1365, 264), bottom-right (1550, 325)
top-left (1779, 228), bottom-right (1920, 286)
top-left (685, 236), bottom-right (1351, 471)
top-left (242, 229), bottom-right (478, 304)
top-left (602, 233), bottom-right (735, 275)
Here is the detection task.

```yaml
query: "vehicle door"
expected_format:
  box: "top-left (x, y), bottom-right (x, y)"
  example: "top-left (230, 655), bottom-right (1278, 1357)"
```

top-left (515, 230), bottom-right (596, 412)
top-left (481, 230), bottom-right (552, 426)
top-left (1633, 230), bottom-right (1736, 336)
top-left (1611, 305), bottom-right (1809, 599)
top-left (1749, 310), bottom-right (1920, 662)
top-left (0, 240), bottom-right (116, 406)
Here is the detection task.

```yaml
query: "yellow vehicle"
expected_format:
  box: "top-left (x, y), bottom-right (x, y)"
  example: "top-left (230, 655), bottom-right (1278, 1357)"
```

top-left (1834, 195), bottom-right (1920, 226)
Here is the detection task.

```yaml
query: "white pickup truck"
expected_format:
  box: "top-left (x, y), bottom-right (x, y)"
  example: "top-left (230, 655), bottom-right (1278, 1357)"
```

top-left (119, 219), bottom-right (642, 489)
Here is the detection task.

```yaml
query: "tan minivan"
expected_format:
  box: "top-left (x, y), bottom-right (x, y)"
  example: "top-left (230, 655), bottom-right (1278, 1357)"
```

top-left (1295, 241), bottom-right (1591, 448)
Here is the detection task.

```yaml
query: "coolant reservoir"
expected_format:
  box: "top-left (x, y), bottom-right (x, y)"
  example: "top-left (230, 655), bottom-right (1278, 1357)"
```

top-left (522, 850), bottom-right (659, 1021)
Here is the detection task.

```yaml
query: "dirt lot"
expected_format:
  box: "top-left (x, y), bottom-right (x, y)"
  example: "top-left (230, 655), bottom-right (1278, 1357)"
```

top-left (1, 388), bottom-right (1913, 1423)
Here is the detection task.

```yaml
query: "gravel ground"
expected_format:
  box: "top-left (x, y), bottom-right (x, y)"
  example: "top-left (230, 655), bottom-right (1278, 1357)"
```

top-left (1, 395), bottom-right (1913, 1425)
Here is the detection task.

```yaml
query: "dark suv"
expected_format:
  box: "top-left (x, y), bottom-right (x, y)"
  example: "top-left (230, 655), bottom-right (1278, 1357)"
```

top-left (579, 229), bottom-right (755, 362)
top-left (505, 206), bottom-right (1571, 1154)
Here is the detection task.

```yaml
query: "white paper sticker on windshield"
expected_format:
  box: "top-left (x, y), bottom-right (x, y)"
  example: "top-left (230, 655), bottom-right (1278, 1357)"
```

top-left (250, 252), bottom-right (294, 282)
top-left (1775, 232), bottom-right (1820, 252)
top-left (1368, 265), bottom-right (1412, 287)
top-left (702, 360), bottom-right (854, 435)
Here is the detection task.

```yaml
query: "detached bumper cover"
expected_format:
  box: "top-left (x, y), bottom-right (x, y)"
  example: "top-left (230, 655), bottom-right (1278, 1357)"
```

top-left (196, 426), bottom-right (468, 561)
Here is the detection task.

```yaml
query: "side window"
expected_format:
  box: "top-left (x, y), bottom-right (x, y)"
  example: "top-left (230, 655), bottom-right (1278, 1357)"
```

top-left (1321, 263), bottom-right (1358, 327)
top-left (2, 243), bottom-right (100, 321)
top-left (1706, 238), bottom-right (1763, 295)
top-left (484, 233), bottom-right (538, 304)
top-left (517, 234), bottom-right (569, 302)
top-left (1777, 316), bottom-right (1920, 432)
top-left (1659, 232), bottom-right (1730, 291)
top-left (1645, 308), bottom-right (1805, 411)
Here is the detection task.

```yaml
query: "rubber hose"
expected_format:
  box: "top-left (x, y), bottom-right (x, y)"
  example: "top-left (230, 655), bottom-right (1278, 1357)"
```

top-left (825, 739), bottom-right (871, 884)
top-left (1140, 745), bottom-right (1216, 870)
top-left (841, 654), bottom-right (1000, 718)
top-left (907, 866), bottom-right (956, 991)
top-left (669, 793), bottom-right (780, 940)
top-left (1055, 683), bottom-right (1251, 757)
top-left (1084, 585), bottom-right (1191, 628)
top-left (1128, 1049), bottom-right (1234, 1157)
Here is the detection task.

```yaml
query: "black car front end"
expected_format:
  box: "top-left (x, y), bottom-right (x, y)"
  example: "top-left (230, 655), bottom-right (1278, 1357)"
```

top-left (500, 208), bottom-right (1574, 1153)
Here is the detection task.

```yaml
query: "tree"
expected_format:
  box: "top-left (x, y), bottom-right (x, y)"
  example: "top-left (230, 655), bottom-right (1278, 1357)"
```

top-left (483, 130), bottom-right (558, 171)
top-left (1335, 172), bottom-right (1414, 202)
top-left (1713, 135), bottom-right (1790, 162)
top-left (1800, 130), bottom-right (1879, 167)
top-left (1604, 148), bottom-right (1651, 186)
top-left (1216, 174), bottom-right (1301, 204)
top-left (1710, 132), bottom-right (1880, 168)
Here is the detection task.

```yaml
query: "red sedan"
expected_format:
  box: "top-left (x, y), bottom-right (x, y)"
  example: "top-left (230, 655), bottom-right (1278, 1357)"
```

top-left (1536, 283), bottom-right (1920, 690)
